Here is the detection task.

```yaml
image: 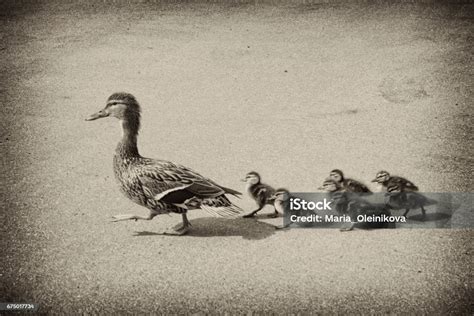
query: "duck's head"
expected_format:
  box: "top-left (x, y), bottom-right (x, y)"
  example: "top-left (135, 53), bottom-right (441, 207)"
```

top-left (372, 170), bottom-right (390, 183)
top-left (329, 169), bottom-right (344, 183)
top-left (86, 92), bottom-right (141, 123)
top-left (269, 188), bottom-right (290, 202)
top-left (241, 171), bottom-right (260, 185)
top-left (318, 178), bottom-right (340, 192)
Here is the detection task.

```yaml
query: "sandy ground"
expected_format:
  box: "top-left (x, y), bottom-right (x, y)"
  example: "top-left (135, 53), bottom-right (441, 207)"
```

top-left (1, 1), bottom-right (473, 314)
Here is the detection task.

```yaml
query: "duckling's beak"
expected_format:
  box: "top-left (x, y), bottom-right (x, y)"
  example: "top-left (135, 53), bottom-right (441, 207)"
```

top-left (240, 179), bottom-right (247, 182)
top-left (371, 178), bottom-right (378, 182)
top-left (317, 186), bottom-right (325, 190)
top-left (268, 194), bottom-right (276, 200)
top-left (85, 110), bottom-right (109, 121)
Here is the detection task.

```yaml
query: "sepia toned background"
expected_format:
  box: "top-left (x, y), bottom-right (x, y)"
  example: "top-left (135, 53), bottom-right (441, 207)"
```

top-left (1, 0), bottom-right (472, 313)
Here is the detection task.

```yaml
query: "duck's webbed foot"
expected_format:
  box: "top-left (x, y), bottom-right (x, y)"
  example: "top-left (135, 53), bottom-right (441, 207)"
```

top-left (340, 222), bottom-right (356, 232)
top-left (163, 224), bottom-right (189, 236)
top-left (111, 212), bottom-right (157, 222)
top-left (163, 213), bottom-right (191, 236)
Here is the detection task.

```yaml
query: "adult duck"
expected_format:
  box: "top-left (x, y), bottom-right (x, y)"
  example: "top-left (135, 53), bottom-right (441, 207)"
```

top-left (86, 92), bottom-right (243, 235)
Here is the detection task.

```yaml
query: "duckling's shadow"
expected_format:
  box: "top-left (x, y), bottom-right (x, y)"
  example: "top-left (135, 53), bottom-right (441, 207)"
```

top-left (133, 218), bottom-right (276, 240)
top-left (408, 213), bottom-right (452, 222)
top-left (401, 197), bottom-right (462, 226)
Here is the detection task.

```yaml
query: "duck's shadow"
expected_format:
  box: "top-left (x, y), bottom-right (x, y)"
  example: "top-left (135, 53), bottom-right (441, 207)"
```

top-left (133, 218), bottom-right (277, 240)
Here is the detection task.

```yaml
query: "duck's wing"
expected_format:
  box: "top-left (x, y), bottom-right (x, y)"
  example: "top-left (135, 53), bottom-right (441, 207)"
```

top-left (344, 179), bottom-right (372, 193)
top-left (138, 169), bottom-right (225, 202)
top-left (391, 176), bottom-right (419, 192)
top-left (250, 183), bottom-right (275, 204)
top-left (137, 162), bottom-right (243, 217)
top-left (182, 166), bottom-right (242, 197)
top-left (259, 184), bottom-right (276, 203)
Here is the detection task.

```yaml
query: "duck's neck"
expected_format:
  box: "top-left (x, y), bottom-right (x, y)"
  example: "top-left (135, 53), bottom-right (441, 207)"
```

top-left (116, 114), bottom-right (141, 158)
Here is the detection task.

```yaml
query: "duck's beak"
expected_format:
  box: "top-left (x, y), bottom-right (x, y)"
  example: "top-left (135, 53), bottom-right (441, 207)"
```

top-left (317, 186), bottom-right (324, 190)
top-left (85, 109), bottom-right (108, 121)
top-left (240, 179), bottom-right (247, 182)
top-left (268, 194), bottom-right (276, 200)
top-left (371, 179), bottom-right (378, 183)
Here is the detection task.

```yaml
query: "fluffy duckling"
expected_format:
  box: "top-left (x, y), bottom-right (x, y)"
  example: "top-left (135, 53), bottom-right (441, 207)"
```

top-left (372, 170), bottom-right (419, 192)
top-left (241, 171), bottom-right (276, 218)
top-left (269, 188), bottom-right (312, 229)
top-left (85, 92), bottom-right (243, 235)
top-left (320, 179), bottom-right (390, 231)
top-left (318, 178), bottom-right (350, 215)
top-left (329, 169), bottom-right (371, 193)
top-left (386, 183), bottom-right (436, 218)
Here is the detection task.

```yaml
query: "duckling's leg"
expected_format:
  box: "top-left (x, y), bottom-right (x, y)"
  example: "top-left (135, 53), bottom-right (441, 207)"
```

top-left (243, 206), bottom-right (263, 218)
top-left (163, 213), bottom-right (191, 236)
top-left (402, 208), bottom-right (410, 217)
top-left (267, 208), bottom-right (280, 218)
top-left (111, 212), bottom-right (157, 222)
top-left (420, 206), bottom-right (426, 218)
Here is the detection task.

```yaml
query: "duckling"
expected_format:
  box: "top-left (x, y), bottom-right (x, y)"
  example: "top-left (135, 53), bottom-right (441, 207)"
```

top-left (319, 179), bottom-right (391, 231)
top-left (329, 169), bottom-right (371, 193)
top-left (372, 170), bottom-right (419, 192)
top-left (85, 92), bottom-right (243, 235)
top-left (269, 188), bottom-right (315, 229)
top-left (318, 178), bottom-right (350, 215)
top-left (385, 182), bottom-right (436, 218)
top-left (241, 171), bottom-right (276, 218)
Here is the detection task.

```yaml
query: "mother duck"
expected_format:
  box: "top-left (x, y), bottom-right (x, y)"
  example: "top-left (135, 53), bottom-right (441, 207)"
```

top-left (86, 92), bottom-right (243, 235)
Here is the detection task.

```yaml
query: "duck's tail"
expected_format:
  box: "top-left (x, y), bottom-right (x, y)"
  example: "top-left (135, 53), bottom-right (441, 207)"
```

top-left (200, 195), bottom-right (245, 217)
top-left (219, 185), bottom-right (243, 198)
